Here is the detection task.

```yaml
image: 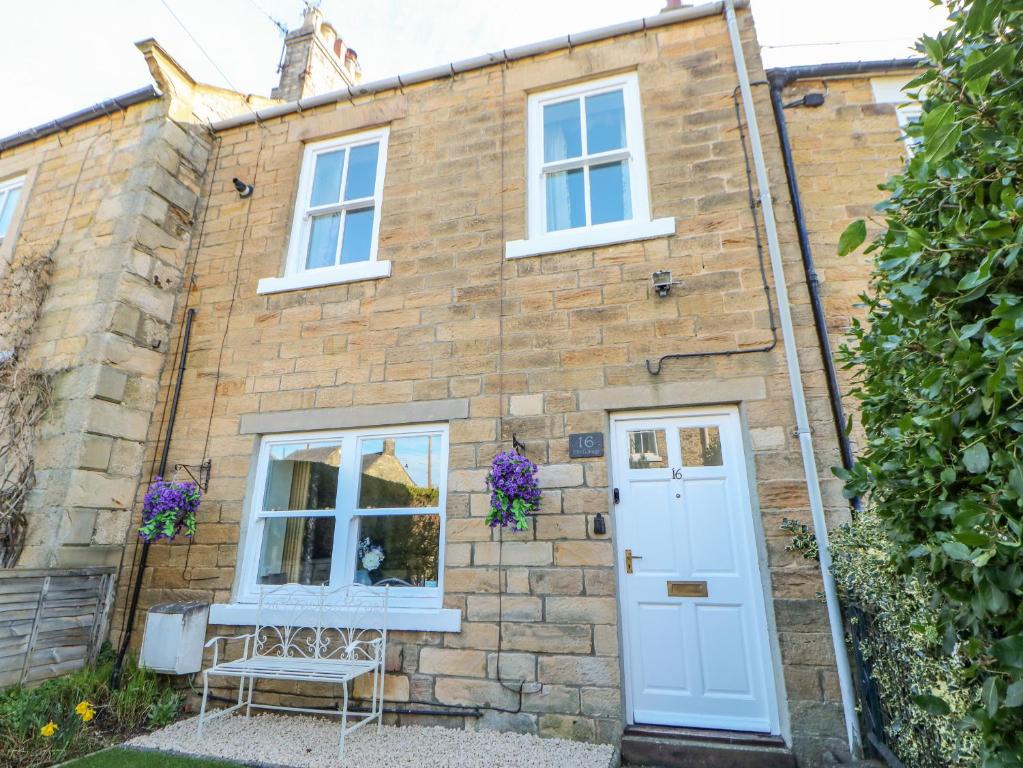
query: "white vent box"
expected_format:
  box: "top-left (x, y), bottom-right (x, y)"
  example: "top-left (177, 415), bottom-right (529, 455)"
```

top-left (139, 601), bottom-right (209, 675)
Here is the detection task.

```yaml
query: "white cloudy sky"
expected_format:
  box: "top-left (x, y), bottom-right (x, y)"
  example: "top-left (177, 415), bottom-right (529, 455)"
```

top-left (0, 0), bottom-right (947, 138)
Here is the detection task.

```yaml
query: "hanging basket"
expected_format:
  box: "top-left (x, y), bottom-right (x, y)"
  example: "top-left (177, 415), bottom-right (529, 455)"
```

top-left (138, 477), bottom-right (201, 542)
top-left (485, 450), bottom-right (541, 530)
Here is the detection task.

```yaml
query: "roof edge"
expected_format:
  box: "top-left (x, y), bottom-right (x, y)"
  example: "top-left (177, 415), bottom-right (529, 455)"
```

top-left (212, 0), bottom-right (748, 132)
top-left (0, 86), bottom-right (160, 155)
top-left (767, 57), bottom-right (925, 86)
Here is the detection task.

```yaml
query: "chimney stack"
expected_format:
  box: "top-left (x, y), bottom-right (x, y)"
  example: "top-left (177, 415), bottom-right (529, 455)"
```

top-left (272, 5), bottom-right (361, 103)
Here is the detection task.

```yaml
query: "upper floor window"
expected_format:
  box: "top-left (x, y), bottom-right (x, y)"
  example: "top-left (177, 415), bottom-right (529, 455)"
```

top-left (871, 75), bottom-right (922, 157)
top-left (238, 425), bottom-right (448, 609)
top-left (0, 175), bottom-right (25, 246)
top-left (257, 128), bottom-right (390, 294)
top-left (895, 103), bottom-right (923, 156)
top-left (506, 72), bottom-right (674, 259)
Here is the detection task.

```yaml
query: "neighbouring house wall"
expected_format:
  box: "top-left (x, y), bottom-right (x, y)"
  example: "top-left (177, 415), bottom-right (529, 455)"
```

top-left (114, 8), bottom-right (855, 762)
top-left (0, 100), bottom-right (213, 568)
top-left (776, 72), bottom-right (915, 453)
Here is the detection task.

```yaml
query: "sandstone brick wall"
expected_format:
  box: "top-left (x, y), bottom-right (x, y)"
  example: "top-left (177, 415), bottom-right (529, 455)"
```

top-left (777, 71), bottom-right (914, 452)
top-left (0, 100), bottom-right (212, 568)
top-left (115, 8), bottom-right (855, 761)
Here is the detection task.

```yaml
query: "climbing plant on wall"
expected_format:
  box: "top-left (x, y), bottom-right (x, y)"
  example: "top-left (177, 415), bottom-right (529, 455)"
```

top-left (837, 0), bottom-right (1023, 763)
top-left (0, 246), bottom-right (53, 567)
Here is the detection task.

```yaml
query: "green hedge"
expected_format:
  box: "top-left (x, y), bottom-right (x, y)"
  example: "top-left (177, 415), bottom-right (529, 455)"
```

top-left (830, 512), bottom-right (980, 766)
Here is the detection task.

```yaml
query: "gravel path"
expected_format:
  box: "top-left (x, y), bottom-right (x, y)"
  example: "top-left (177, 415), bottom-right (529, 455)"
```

top-left (129, 713), bottom-right (616, 768)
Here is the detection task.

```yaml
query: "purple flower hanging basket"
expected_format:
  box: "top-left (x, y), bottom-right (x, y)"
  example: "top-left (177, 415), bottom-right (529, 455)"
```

top-left (486, 450), bottom-right (541, 530)
top-left (138, 477), bottom-right (202, 542)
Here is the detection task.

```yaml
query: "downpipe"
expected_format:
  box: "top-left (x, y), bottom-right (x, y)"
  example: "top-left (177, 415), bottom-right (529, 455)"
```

top-left (722, 0), bottom-right (861, 756)
top-left (112, 307), bottom-right (197, 688)
top-left (766, 73), bottom-right (859, 501)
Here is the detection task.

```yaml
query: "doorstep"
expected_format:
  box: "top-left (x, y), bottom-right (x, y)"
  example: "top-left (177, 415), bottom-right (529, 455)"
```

top-left (621, 725), bottom-right (797, 768)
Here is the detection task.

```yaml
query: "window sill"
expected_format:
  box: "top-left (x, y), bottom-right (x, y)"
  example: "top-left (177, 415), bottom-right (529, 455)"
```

top-left (208, 602), bottom-right (462, 632)
top-left (256, 260), bottom-right (391, 295)
top-left (505, 217), bottom-right (675, 259)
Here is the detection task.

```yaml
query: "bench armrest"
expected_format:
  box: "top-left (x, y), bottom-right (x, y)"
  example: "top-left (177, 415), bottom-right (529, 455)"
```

top-left (205, 633), bottom-right (254, 648)
top-left (205, 633), bottom-right (254, 667)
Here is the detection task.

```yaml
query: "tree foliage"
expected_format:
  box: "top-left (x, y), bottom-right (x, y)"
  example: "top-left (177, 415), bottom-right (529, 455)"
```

top-left (838, 1), bottom-right (1023, 763)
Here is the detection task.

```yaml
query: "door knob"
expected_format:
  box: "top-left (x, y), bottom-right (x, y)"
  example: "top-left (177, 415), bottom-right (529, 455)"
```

top-left (625, 549), bottom-right (643, 574)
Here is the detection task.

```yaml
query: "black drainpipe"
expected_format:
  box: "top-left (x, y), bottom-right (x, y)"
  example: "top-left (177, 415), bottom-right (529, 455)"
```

top-left (112, 307), bottom-right (197, 687)
top-left (766, 71), bottom-right (859, 495)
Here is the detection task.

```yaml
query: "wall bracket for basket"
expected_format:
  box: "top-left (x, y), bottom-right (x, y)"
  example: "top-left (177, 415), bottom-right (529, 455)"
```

top-left (173, 459), bottom-right (212, 493)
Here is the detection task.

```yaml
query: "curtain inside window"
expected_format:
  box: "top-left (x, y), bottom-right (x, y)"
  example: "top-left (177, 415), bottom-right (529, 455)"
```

top-left (282, 462), bottom-right (313, 582)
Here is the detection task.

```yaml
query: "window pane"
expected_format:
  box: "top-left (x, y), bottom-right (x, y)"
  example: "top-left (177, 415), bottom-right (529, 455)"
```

top-left (306, 213), bottom-right (341, 269)
top-left (358, 435), bottom-right (441, 509)
top-left (339, 207), bottom-right (374, 264)
top-left (257, 516), bottom-right (335, 585)
top-left (589, 161), bottom-right (631, 225)
top-left (679, 427), bottom-right (723, 467)
top-left (0, 187), bottom-right (20, 238)
top-left (545, 168), bottom-right (585, 232)
top-left (628, 429), bottom-right (667, 469)
top-left (585, 90), bottom-right (626, 154)
top-left (263, 442), bottom-right (341, 511)
top-left (310, 149), bottom-right (345, 206)
top-left (353, 514), bottom-right (440, 587)
top-left (543, 99), bottom-right (582, 162)
top-left (344, 143), bottom-right (379, 200)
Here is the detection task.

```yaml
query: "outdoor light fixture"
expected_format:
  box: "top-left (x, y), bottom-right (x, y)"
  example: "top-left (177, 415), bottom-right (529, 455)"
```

top-left (652, 270), bottom-right (674, 298)
top-left (232, 177), bottom-right (254, 198)
top-left (784, 92), bottom-right (826, 109)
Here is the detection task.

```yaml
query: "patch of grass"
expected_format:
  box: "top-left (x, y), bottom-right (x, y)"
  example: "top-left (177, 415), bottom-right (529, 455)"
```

top-left (62, 748), bottom-right (243, 767)
top-left (0, 644), bottom-right (183, 768)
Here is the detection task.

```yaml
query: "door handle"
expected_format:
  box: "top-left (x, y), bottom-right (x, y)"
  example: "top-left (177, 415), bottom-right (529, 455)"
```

top-left (625, 549), bottom-right (643, 574)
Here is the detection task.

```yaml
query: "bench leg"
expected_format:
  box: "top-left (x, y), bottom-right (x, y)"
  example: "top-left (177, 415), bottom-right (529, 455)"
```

top-left (236, 669), bottom-right (246, 711)
top-left (338, 679), bottom-right (350, 758)
top-left (245, 673), bottom-right (255, 717)
top-left (198, 671), bottom-right (210, 738)
top-left (375, 664), bottom-right (384, 733)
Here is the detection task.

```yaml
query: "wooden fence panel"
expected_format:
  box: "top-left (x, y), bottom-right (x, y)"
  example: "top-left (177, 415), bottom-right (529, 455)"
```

top-left (0, 567), bottom-right (115, 687)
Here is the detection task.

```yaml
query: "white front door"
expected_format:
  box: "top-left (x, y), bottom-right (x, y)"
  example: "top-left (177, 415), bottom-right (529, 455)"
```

top-left (612, 407), bottom-right (778, 733)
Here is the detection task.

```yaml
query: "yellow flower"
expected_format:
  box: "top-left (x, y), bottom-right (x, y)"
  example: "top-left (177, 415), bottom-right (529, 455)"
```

top-left (40, 721), bottom-right (58, 737)
top-left (75, 700), bottom-right (96, 722)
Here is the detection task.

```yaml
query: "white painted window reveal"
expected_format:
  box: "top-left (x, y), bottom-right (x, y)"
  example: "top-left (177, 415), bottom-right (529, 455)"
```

top-left (506, 72), bottom-right (674, 259)
top-left (257, 128), bottom-right (390, 294)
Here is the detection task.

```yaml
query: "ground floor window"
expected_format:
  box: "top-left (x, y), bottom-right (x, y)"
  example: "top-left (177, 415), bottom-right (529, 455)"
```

top-left (239, 424), bottom-right (448, 607)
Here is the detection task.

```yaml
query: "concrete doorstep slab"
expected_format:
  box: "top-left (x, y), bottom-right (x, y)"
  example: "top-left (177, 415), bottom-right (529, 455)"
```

top-left (129, 713), bottom-right (617, 768)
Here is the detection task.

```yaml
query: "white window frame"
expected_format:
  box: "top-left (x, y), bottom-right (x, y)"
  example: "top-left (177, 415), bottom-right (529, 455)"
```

top-left (506, 72), bottom-right (674, 260)
top-left (233, 424), bottom-right (449, 613)
top-left (257, 127), bottom-right (390, 295)
top-left (0, 174), bottom-right (26, 247)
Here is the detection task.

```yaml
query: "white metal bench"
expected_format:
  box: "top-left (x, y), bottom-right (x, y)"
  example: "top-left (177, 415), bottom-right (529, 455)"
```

top-left (198, 584), bottom-right (388, 756)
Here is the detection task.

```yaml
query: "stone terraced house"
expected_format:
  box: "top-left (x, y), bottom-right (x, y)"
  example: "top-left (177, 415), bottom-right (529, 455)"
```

top-left (0, 1), bottom-right (924, 765)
